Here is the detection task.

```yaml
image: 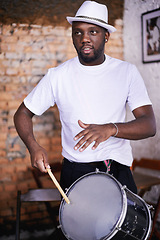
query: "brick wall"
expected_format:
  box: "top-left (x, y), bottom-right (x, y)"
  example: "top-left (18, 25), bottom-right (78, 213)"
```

top-left (0, 19), bottom-right (123, 234)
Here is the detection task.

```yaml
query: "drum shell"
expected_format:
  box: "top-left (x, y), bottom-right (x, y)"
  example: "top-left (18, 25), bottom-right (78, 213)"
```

top-left (107, 187), bottom-right (151, 240)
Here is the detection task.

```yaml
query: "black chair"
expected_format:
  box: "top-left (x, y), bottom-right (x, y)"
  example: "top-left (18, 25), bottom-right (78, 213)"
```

top-left (148, 194), bottom-right (160, 240)
top-left (15, 189), bottom-right (61, 240)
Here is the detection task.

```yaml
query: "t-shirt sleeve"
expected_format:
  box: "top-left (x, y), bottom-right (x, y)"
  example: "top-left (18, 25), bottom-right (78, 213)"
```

top-left (24, 69), bottom-right (55, 115)
top-left (127, 65), bottom-right (152, 111)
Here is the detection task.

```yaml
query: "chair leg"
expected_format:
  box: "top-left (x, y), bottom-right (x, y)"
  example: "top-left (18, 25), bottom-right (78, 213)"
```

top-left (15, 191), bottom-right (21, 240)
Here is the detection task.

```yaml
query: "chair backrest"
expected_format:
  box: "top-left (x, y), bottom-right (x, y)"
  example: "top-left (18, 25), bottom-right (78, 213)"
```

top-left (132, 158), bottom-right (160, 171)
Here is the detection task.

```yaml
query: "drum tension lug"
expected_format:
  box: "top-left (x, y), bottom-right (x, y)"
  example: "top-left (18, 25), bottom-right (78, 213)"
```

top-left (148, 204), bottom-right (154, 211)
top-left (116, 226), bottom-right (121, 231)
top-left (57, 224), bottom-right (62, 229)
top-left (122, 185), bottom-right (127, 190)
top-left (95, 168), bottom-right (100, 173)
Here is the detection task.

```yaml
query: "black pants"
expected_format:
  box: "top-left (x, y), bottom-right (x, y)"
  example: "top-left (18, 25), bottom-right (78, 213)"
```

top-left (60, 158), bottom-right (137, 194)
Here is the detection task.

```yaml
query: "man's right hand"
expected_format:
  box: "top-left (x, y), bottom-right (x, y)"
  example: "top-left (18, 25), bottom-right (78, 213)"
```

top-left (30, 145), bottom-right (50, 173)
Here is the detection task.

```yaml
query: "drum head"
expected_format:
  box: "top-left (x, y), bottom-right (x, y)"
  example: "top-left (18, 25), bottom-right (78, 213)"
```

top-left (59, 172), bottom-right (127, 240)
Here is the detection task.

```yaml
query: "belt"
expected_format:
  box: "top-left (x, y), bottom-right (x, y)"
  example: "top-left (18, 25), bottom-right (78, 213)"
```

top-left (63, 158), bottom-right (110, 170)
top-left (87, 161), bottom-right (105, 168)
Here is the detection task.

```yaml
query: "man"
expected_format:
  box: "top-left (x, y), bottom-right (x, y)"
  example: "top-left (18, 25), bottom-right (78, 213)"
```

top-left (14, 1), bottom-right (156, 195)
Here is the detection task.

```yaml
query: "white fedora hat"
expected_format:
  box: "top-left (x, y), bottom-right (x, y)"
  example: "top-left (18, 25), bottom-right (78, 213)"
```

top-left (66, 1), bottom-right (116, 33)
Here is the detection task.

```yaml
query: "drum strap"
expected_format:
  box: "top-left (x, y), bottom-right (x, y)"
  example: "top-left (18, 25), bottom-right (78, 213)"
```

top-left (103, 159), bottom-right (112, 173)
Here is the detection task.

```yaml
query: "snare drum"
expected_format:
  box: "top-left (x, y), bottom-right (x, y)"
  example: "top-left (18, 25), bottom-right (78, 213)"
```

top-left (59, 171), bottom-right (151, 240)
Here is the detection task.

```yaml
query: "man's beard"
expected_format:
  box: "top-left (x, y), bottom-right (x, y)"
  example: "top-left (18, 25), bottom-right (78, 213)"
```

top-left (79, 50), bottom-right (98, 63)
top-left (74, 41), bottom-right (105, 64)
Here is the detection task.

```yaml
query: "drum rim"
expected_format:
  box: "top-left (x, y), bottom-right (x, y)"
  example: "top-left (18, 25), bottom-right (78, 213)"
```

top-left (59, 171), bottom-right (128, 240)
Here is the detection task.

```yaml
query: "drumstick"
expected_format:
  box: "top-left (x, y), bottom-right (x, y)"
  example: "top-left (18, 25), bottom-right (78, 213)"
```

top-left (47, 168), bottom-right (70, 204)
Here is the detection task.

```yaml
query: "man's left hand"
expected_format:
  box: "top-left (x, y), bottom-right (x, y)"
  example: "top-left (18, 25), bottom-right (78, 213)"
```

top-left (74, 120), bottom-right (115, 152)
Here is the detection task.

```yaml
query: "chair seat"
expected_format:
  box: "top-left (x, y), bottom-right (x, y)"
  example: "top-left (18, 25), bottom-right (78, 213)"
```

top-left (21, 189), bottom-right (61, 202)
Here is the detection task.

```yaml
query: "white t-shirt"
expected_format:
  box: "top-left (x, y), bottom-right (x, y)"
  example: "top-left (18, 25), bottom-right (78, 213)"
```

top-left (24, 55), bottom-right (151, 166)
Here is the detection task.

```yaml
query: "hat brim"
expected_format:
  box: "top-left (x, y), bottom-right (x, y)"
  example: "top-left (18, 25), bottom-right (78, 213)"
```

top-left (66, 16), bottom-right (116, 33)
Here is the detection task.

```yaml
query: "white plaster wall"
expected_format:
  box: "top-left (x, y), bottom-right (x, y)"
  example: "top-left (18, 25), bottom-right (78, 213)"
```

top-left (123, 0), bottom-right (160, 160)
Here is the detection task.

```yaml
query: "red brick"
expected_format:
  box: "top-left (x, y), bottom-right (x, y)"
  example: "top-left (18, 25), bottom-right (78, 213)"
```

top-left (20, 214), bottom-right (31, 221)
top-left (0, 192), bottom-right (11, 201)
top-left (38, 138), bottom-right (50, 145)
top-left (4, 183), bottom-right (17, 192)
top-left (0, 185), bottom-right (4, 192)
top-left (0, 132), bottom-right (7, 141)
top-left (14, 158), bottom-right (23, 163)
top-left (0, 92), bottom-right (13, 101)
top-left (27, 181), bottom-right (37, 189)
top-left (0, 141), bottom-right (6, 148)
top-left (24, 204), bottom-right (39, 213)
top-left (1, 209), bottom-right (13, 217)
top-left (48, 151), bottom-right (62, 160)
top-left (15, 164), bottom-right (28, 172)
top-left (0, 158), bottom-right (8, 164)
top-left (31, 212), bottom-right (43, 219)
top-left (0, 200), bottom-right (10, 209)
top-left (1, 164), bottom-right (15, 174)
top-left (51, 136), bottom-right (61, 145)
top-left (0, 149), bottom-right (6, 157)
top-left (0, 101), bottom-right (8, 109)
top-left (17, 181), bottom-right (30, 191)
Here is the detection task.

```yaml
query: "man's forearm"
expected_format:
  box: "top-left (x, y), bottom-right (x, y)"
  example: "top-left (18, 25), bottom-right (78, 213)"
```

top-left (114, 116), bottom-right (156, 140)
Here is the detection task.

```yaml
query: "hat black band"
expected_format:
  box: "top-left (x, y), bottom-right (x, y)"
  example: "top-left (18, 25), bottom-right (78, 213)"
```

top-left (76, 15), bottom-right (108, 25)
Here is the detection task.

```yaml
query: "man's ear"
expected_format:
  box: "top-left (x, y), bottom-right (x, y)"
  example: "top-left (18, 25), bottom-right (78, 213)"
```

top-left (105, 31), bottom-right (110, 42)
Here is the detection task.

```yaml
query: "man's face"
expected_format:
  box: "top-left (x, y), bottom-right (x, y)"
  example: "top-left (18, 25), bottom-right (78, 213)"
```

top-left (72, 22), bottom-right (109, 66)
